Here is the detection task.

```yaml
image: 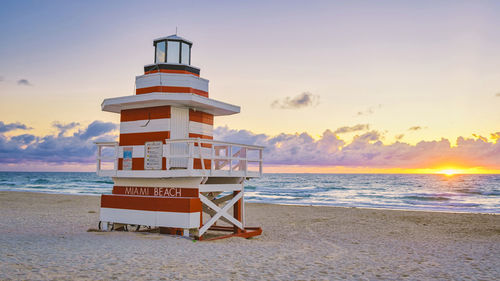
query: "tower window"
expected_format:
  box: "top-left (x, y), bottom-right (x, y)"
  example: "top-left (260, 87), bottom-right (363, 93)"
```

top-left (155, 41), bottom-right (166, 63)
top-left (167, 41), bottom-right (180, 63)
top-left (181, 42), bottom-right (190, 65)
top-left (154, 36), bottom-right (192, 65)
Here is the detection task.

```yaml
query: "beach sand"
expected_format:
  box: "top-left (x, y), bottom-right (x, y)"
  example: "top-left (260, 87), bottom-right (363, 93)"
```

top-left (0, 191), bottom-right (498, 280)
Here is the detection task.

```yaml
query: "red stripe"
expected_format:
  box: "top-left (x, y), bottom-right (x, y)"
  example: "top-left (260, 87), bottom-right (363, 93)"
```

top-left (118, 158), bottom-right (167, 170)
top-left (188, 133), bottom-right (213, 139)
top-left (193, 159), bottom-right (211, 170)
top-left (189, 110), bottom-right (213, 125)
top-left (101, 195), bottom-right (202, 212)
top-left (144, 69), bottom-right (200, 77)
top-left (118, 157), bottom-right (210, 170)
top-left (113, 186), bottom-right (198, 197)
top-left (189, 133), bottom-right (213, 148)
top-left (121, 106), bottom-right (171, 122)
top-left (136, 86), bottom-right (208, 98)
top-left (117, 158), bottom-right (143, 170)
top-left (119, 131), bottom-right (170, 146)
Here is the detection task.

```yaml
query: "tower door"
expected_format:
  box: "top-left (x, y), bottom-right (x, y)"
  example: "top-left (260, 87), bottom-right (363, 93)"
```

top-left (170, 107), bottom-right (189, 168)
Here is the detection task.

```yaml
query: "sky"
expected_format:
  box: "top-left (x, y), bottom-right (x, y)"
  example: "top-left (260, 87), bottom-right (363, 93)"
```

top-left (0, 0), bottom-right (499, 173)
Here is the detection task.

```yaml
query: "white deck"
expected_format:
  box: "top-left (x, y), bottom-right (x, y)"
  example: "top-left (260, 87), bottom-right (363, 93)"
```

top-left (96, 138), bottom-right (264, 178)
top-left (101, 92), bottom-right (240, 116)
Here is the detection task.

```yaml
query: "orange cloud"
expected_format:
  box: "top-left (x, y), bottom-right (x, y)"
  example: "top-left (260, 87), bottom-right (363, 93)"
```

top-left (490, 132), bottom-right (500, 143)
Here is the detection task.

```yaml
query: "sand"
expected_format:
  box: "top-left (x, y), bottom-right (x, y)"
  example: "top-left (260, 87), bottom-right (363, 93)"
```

top-left (0, 191), bottom-right (498, 280)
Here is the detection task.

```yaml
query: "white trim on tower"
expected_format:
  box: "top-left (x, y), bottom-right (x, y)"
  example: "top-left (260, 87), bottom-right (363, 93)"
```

top-left (136, 73), bottom-right (209, 92)
top-left (120, 118), bottom-right (171, 134)
top-left (102, 93), bottom-right (240, 116)
top-left (189, 121), bottom-right (213, 137)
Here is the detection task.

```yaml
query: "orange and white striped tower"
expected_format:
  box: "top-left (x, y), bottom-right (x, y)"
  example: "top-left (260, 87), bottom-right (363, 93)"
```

top-left (95, 35), bottom-right (263, 240)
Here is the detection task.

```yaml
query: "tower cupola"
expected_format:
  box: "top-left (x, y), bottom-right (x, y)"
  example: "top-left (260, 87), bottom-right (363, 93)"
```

top-left (153, 34), bottom-right (192, 65)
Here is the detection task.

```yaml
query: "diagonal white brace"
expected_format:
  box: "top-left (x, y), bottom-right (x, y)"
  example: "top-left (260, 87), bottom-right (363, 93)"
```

top-left (199, 192), bottom-right (243, 236)
top-left (202, 194), bottom-right (243, 229)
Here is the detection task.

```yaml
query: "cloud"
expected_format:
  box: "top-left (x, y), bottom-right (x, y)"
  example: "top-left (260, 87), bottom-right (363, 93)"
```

top-left (395, 134), bottom-right (404, 140)
top-left (2, 120), bottom-right (499, 170)
top-left (491, 132), bottom-right (500, 142)
top-left (408, 126), bottom-right (422, 131)
top-left (271, 92), bottom-right (320, 109)
top-left (495, 92), bottom-right (500, 97)
top-left (333, 124), bottom-right (370, 135)
top-left (52, 121), bottom-right (80, 137)
top-left (17, 79), bottom-right (32, 86)
top-left (75, 121), bottom-right (117, 140)
top-left (11, 134), bottom-right (36, 145)
top-left (0, 76), bottom-right (3, 82)
top-left (215, 127), bottom-right (500, 169)
top-left (0, 121), bottom-right (31, 133)
top-left (0, 120), bottom-right (117, 165)
top-left (472, 134), bottom-right (488, 142)
top-left (357, 104), bottom-right (381, 116)
top-left (214, 126), bottom-right (269, 146)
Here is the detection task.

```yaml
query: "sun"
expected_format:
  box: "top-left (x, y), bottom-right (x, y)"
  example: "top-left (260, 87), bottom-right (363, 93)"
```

top-left (439, 169), bottom-right (458, 176)
top-left (434, 168), bottom-right (464, 176)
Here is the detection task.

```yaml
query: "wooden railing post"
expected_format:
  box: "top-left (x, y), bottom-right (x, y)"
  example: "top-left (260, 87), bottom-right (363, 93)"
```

top-left (96, 145), bottom-right (101, 174)
top-left (210, 142), bottom-right (214, 173)
top-left (113, 143), bottom-right (118, 171)
top-left (188, 141), bottom-right (194, 171)
top-left (164, 142), bottom-right (170, 170)
top-left (197, 138), bottom-right (206, 171)
top-left (259, 148), bottom-right (263, 176)
top-left (229, 145), bottom-right (232, 174)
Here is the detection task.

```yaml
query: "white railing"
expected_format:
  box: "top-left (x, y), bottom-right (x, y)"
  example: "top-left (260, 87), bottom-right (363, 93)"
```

top-left (95, 139), bottom-right (264, 178)
top-left (165, 138), bottom-right (264, 176)
top-left (95, 142), bottom-right (119, 177)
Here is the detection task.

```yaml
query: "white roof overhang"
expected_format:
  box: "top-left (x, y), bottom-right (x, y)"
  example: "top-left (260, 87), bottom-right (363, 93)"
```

top-left (153, 35), bottom-right (193, 45)
top-left (101, 93), bottom-right (240, 116)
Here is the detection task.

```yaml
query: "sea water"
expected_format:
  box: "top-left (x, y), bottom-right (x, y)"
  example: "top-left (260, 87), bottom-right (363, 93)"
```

top-left (0, 172), bottom-right (498, 213)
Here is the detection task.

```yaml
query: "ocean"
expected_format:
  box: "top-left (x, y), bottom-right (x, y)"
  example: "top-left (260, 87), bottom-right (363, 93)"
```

top-left (0, 172), bottom-right (498, 213)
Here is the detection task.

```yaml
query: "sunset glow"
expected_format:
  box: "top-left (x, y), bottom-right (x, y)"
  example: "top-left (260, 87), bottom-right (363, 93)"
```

top-left (436, 169), bottom-right (460, 176)
top-left (264, 165), bottom-right (500, 175)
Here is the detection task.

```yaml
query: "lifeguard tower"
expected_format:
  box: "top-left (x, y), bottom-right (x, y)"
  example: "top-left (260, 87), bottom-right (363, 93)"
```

top-left (95, 35), bottom-right (263, 240)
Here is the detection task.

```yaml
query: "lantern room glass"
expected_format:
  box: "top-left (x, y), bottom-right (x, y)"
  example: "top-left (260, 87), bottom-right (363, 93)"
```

top-left (181, 43), bottom-right (190, 64)
top-left (167, 41), bottom-right (180, 63)
top-left (154, 39), bottom-right (191, 65)
top-left (155, 41), bottom-right (166, 63)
